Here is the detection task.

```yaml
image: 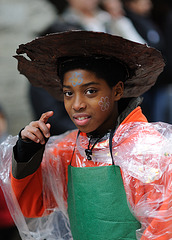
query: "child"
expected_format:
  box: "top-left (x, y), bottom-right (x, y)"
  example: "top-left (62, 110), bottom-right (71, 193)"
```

top-left (1, 31), bottom-right (172, 239)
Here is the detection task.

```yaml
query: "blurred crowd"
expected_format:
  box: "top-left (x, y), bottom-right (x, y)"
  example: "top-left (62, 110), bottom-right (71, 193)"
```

top-left (0, 0), bottom-right (172, 239)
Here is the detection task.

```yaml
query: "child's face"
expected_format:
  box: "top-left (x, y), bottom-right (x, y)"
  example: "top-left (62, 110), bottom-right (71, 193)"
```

top-left (63, 69), bottom-right (123, 135)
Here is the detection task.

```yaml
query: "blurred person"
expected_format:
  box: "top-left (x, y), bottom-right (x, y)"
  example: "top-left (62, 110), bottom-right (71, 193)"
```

top-left (40, 0), bottom-right (111, 40)
top-left (122, 0), bottom-right (167, 122)
top-left (122, 0), bottom-right (165, 52)
top-left (29, 0), bottom-right (111, 136)
top-left (0, 105), bottom-right (21, 240)
top-left (101, 0), bottom-right (145, 43)
top-left (150, 0), bottom-right (172, 123)
top-left (62, 0), bottom-right (111, 32)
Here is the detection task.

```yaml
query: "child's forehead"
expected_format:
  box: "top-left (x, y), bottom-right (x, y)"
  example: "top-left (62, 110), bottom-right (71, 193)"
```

top-left (63, 69), bottom-right (102, 80)
top-left (63, 69), bottom-right (106, 87)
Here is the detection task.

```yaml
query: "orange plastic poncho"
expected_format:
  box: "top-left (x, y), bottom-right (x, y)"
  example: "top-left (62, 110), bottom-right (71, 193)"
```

top-left (0, 107), bottom-right (172, 239)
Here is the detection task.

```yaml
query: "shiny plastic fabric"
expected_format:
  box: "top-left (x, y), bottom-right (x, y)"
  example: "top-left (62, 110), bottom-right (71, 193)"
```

top-left (0, 122), bottom-right (172, 239)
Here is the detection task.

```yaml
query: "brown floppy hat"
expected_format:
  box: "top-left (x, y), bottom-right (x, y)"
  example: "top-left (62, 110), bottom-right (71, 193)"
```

top-left (14, 30), bottom-right (165, 101)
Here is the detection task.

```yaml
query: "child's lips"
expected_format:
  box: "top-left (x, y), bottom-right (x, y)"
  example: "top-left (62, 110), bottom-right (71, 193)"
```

top-left (73, 114), bottom-right (91, 126)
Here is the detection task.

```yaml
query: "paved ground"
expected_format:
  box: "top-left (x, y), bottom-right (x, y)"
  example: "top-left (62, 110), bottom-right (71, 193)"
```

top-left (0, 0), bottom-right (56, 135)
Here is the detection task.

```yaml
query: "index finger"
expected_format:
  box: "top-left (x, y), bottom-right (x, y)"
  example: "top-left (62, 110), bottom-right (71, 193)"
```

top-left (40, 111), bottom-right (54, 123)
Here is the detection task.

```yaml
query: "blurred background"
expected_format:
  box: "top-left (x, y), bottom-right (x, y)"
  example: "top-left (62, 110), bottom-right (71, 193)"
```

top-left (0, 0), bottom-right (57, 136)
top-left (0, 0), bottom-right (172, 137)
top-left (0, 0), bottom-right (172, 239)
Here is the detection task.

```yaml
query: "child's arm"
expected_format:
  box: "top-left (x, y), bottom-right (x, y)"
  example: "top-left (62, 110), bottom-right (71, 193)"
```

top-left (12, 111), bottom-right (54, 178)
top-left (11, 111), bottom-right (54, 218)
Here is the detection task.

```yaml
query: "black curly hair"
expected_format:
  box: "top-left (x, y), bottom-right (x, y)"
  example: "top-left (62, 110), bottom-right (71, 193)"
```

top-left (58, 56), bottom-right (130, 87)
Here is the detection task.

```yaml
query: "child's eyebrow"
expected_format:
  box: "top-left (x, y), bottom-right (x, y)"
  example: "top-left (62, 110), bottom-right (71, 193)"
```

top-left (62, 85), bottom-right (71, 89)
top-left (63, 82), bottom-right (100, 89)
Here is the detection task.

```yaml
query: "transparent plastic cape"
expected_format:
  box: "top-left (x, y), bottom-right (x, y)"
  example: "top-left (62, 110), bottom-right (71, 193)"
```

top-left (0, 122), bottom-right (172, 239)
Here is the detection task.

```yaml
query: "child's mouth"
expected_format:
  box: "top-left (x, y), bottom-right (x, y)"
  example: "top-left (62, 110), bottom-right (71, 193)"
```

top-left (73, 115), bottom-right (91, 126)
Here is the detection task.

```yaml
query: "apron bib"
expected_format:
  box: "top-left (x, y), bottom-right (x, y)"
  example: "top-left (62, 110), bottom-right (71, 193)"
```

top-left (67, 164), bottom-right (141, 240)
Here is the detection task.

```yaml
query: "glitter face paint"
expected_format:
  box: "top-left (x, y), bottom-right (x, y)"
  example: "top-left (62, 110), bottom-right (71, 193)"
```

top-left (69, 72), bottom-right (83, 87)
top-left (98, 96), bottom-right (110, 111)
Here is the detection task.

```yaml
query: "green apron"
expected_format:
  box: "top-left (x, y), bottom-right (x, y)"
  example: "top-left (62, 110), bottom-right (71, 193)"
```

top-left (67, 164), bottom-right (141, 240)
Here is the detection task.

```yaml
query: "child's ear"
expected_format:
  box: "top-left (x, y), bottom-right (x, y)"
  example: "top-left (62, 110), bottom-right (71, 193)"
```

top-left (112, 81), bottom-right (124, 101)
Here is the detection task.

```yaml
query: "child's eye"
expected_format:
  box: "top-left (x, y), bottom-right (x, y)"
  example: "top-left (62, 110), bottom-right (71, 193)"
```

top-left (86, 89), bottom-right (97, 95)
top-left (63, 91), bottom-right (73, 97)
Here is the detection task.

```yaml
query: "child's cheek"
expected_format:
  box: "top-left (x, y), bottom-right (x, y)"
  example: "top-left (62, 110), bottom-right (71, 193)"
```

top-left (98, 96), bottom-right (110, 111)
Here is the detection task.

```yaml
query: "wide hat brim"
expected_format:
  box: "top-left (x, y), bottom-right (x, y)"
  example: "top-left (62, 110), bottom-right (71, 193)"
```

top-left (14, 30), bottom-right (165, 101)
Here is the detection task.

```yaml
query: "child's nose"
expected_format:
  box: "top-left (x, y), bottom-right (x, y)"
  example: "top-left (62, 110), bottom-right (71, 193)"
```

top-left (72, 95), bottom-right (86, 111)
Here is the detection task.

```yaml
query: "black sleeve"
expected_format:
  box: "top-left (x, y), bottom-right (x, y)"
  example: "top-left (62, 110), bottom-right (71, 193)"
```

top-left (13, 129), bottom-right (45, 163)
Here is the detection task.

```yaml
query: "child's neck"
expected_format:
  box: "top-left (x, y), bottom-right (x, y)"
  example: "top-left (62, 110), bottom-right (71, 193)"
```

top-left (87, 129), bottom-right (112, 142)
top-left (87, 117), bottom-right (118, 139)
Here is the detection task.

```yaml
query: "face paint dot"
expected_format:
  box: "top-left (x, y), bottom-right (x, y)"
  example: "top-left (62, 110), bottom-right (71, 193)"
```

top-left (69, 72), bottom-right (83, 87)
top-left (98, 96), bottom-right (110, 111)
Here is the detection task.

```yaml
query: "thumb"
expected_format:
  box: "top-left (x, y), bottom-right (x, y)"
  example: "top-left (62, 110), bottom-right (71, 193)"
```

top-left (46, 123), bottom-right (51, 130)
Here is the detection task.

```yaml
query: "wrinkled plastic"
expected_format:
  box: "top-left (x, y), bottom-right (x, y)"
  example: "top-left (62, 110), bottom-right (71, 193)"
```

top-left (0, 122), bottom-right (172, 239)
